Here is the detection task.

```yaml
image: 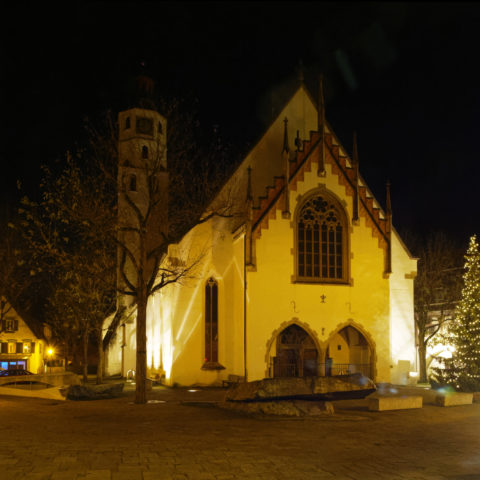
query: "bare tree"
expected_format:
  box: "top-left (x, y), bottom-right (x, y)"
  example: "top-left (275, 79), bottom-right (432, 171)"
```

top-left (20, 90), bottom-right (236, 402)
top-left (17, 154), bottom-right (117, 384)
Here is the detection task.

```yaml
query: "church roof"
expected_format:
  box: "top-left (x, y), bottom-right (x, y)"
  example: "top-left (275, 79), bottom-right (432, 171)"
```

top-left (225, 80), bottom-right (392, 253)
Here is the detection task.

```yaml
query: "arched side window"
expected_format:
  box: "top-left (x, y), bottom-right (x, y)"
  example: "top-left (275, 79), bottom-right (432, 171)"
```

top-left (296, 192), bottom-right (349, 283)
top-left (204, 278), bottom-right (218, 364)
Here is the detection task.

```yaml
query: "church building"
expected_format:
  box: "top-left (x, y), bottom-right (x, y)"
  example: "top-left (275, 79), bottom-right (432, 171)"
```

top-left (105, 77), bottom-right (418, 387)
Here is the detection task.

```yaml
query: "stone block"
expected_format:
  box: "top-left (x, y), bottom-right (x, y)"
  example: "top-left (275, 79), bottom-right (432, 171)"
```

top-left (473, 392), bottom-right (480, 403)
top-left (435, 392), bottom-right (473, 406)
top-left (368, 395), bottom-right (423, 411)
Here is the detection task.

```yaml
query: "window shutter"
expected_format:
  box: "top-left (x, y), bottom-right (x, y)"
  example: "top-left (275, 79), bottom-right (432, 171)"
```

top-left (16, 342), bottom-right (23, 354)
top-left (1, 342), bottom-right (7, 354)
top-left (1, 320), bottom-right (4, 331)
top-left (14, 320), bottom-right (19, 331)
top-left (31, 342), bottom-right (35, 353)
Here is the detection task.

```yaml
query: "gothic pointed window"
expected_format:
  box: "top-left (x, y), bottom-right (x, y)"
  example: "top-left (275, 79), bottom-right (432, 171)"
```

top-left (296, 192), bottom-right (348, 283)
top-left (201, 277), bottom-right (225, 370)
top-left (204, 278), bottom-right (218, 364)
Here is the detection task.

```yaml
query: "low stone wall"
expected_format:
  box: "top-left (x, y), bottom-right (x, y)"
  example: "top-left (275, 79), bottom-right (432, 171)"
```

top-left (0, 372), bottom-right (80, 388)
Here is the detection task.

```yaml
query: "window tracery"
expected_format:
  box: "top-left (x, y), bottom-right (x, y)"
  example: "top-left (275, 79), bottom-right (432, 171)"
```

top-left (296, 193), bottom-right (348, 282)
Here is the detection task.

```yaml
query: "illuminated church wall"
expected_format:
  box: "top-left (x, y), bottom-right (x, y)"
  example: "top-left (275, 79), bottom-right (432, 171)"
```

top-left (105, 83), bottom-right (417, 387)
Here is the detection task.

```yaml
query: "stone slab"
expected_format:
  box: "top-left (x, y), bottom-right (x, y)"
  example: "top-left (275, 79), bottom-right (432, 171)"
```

top-left (435, 392), bottom-right (473, 406)
top-left (226, 373), bottom-right (375, 402)
top-left (473, 392), bottom-right (480, 403)
top-left (221, 399), bottom-right (334, 416)
top-left (66, 383), bottom-right (125, 400)
top-left (368, 395), bottom-right (423, 411)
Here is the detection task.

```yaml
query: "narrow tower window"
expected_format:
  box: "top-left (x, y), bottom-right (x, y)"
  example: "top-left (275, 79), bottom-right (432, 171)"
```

top-left (125, 117), bottom-right (131, 130)
top-left (158, 121), bottom-right (163, 134)
top-left (141, 145), bottom-right (148, 159)
top-left (128, 174), bottom-right (137, 192)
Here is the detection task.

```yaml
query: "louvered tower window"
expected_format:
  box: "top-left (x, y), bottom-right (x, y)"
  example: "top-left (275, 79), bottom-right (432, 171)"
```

top-left (297, 194), bottom-right (348, 282)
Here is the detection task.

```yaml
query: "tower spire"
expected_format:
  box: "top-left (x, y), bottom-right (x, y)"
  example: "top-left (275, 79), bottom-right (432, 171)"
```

top-left (317, 74), bottom-right (326, 177)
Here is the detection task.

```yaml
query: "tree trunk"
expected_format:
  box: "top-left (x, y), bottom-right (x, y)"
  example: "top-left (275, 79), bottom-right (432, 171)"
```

top-left (418, 341), bottom-right (428, 384)
top-left (96, 326), bottom-right (103, 385)
top-left (82, 328), bottom-right (89, 384)
top-left (135, 289), bottom-right (148, 404)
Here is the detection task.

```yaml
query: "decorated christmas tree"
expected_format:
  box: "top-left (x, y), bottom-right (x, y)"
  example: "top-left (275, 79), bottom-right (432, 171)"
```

top-left (440, 235), bottom-right (480, 392)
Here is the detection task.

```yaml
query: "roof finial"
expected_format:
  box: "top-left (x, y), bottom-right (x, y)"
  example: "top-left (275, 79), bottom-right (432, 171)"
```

top-left (386, 180), bottom-right (392, 216)
top-left (282, 117), bottom-right (290, 153)
top-left (352, 131), bottom-right (359, 223)
top-left (246, 166), bottom-right (253, 203)
top-left (296, 59), bottom-right (305, 85)
top-left (318, 74), bottom-right (325, 131)
top-left (317, 74), bottom-right (326, 177)
top-left (385, 180), bottom-right (392, 275)
top-left (282, 118), bottom-right (291, 218)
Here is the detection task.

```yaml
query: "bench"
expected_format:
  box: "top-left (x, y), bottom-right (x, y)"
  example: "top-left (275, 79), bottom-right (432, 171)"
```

top-left (435, 392), bottom-right (473, 407)
top-left (222, 374), bottom-right (245, 388)
top-left (368, 395), bottom-right (423, 411)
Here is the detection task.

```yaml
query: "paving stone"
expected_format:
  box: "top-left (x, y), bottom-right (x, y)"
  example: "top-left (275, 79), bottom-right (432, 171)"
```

top-left (81, 470), bottom-right (112, 480)
top-left (111, 472), bottom-right (142, 480)
top-left (142, 473), bottom-right (175, 480)
top-left (51, 472), bottom-right (81, 480)
top-left (22, 473), bottom-right (52, 480)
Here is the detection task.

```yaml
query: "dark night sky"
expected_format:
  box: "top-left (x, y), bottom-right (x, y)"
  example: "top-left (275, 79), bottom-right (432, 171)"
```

top-left (2, 2), bottom-right (480, 247)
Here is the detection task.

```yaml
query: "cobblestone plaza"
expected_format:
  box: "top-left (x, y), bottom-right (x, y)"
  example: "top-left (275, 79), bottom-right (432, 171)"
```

top-left (1, 386), bottom-right (479, 480)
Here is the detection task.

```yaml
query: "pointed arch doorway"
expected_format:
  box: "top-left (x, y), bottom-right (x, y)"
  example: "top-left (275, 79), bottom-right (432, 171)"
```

top-left (271, 324), bottom-right (319, 378)
top-left (325, 325), bottom-right (373, 378)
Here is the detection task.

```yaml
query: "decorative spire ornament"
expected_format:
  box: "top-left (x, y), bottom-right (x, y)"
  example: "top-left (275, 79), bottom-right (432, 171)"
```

top-left (317, 74), bottom-right (326, 177)
top-left (245, 166), bottom-right (254, 266)
top-left (385, 181), bottom-right (392, 274)
top-left (297, 59), bottom-right (305, 85)
top-left (352, 131), bottom-right (360, 224)
top-left (282, 118), bottom-right (291, 218)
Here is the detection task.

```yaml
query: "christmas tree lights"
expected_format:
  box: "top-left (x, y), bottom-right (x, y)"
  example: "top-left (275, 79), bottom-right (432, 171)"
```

top-left (440, 235), bottom-right (480, 392)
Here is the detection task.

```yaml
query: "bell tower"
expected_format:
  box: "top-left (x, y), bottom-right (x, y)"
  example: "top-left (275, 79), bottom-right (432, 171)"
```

top-left (117, 74), bottom-right (168, 306)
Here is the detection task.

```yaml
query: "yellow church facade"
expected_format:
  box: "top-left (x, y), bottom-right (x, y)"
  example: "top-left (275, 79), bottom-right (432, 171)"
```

top-left (105, 83), bottom-right (418, 387)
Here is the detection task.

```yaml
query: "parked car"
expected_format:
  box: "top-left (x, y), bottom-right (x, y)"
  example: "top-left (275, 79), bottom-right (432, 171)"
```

top-left (0, 369), bottom-right (34, 376)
